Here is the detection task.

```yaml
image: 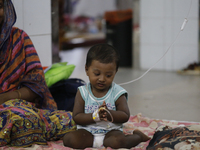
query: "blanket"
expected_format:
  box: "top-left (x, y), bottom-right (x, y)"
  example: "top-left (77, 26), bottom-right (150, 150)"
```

top-left (1, 113), bottom-right (199, 150)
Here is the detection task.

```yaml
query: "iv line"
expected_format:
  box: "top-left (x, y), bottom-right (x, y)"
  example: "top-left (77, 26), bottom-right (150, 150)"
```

top-left (119, 0), bottom-right (193, 86)
top-left (119, 31), bottom-right (181, 86)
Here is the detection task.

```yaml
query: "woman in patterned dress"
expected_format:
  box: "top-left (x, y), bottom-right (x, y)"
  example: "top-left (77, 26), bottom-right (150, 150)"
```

top-left (0, 0), bottom-right (76, 147)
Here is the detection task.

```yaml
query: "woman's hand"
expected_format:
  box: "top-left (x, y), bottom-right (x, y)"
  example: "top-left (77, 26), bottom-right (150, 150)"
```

top-left (0, 86), bottom-right (39, 105)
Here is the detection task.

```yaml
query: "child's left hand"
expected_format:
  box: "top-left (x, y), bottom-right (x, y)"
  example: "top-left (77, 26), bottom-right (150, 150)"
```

top-left (99, 101), bottom-right (109, 121)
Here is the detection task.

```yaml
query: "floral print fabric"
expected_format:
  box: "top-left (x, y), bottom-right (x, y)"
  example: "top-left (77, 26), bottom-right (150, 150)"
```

top-left (0, 99), bottom-right (76, 147)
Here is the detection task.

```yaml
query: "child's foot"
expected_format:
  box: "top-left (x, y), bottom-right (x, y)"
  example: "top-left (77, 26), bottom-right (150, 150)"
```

top-left (133, 129), bottom-right (151, 142)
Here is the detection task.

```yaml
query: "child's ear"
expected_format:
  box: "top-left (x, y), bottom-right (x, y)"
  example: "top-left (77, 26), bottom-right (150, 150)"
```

top-left (85, 65), bottom-right (88, 71)
top-left (85, 65), bottom-right (89, 76)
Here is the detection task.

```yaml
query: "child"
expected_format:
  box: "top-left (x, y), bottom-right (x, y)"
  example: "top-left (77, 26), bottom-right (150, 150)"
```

top-left (63, 43), bottom-right (150, 149)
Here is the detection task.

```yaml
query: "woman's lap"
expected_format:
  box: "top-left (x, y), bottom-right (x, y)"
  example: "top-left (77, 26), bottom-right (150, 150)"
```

top-left (0, 99), bottom-right (76, 147)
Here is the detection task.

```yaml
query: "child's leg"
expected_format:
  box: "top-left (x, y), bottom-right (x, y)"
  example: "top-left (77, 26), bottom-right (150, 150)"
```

top-left (63, 129), bottom-right (93, 149)
top-left (103, 129), bottom-right (150, 149)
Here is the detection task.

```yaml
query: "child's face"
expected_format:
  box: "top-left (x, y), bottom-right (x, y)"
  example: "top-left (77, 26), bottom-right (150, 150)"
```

top-left (85, 60), bottom-right (117, 93)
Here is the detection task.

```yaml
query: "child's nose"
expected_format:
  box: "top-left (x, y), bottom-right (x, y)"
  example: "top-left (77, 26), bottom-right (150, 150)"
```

top-left (99, 75), bottom-right (105, 82)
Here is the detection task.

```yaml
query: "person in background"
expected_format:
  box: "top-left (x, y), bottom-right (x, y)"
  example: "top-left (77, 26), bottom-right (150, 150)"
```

top-left (63, 43), bottom-right (150, 149)
top-left (0, 0), bottom-right (76, 147)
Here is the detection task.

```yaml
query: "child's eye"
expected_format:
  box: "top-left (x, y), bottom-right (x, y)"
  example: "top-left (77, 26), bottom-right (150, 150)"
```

top-left (94, 73), bottom-right (100, 76)
top-left (106, 75), bottom-right (112, 78)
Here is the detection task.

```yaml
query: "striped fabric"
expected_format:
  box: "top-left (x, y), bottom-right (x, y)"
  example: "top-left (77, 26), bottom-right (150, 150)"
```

top-left (0, 0), bottom-right (76, 147)
top-left (0, 27), bottom-right (57, 109)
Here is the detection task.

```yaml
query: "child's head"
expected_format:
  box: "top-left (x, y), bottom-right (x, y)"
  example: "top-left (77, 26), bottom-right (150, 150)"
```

top-left (85, 43), bottom-right (120, 92)
top-left (85, 43), bottom-right (120, 71)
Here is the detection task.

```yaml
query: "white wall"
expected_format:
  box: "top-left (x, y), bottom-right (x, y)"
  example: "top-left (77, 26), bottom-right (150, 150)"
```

top-left (12, 0), bottom-right (52, 67)
top-left (140, 0), bottom-right (199, 71)
top-left (73, 0), bottom-right (116, 18)
top-left (11, 0), bottom-right (199, 70)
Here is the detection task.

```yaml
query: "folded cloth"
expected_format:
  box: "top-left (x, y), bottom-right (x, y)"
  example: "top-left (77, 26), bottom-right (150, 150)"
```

top-left (147, 125), bottom-right (200, 150)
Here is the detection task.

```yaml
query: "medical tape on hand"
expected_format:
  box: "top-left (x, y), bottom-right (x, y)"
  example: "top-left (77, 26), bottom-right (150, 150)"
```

top-left (92, 109), bottom-right (101, 122)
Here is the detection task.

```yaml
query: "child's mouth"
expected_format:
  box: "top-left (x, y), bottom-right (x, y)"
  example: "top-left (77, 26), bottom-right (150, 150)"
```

top-left (98, 83), bottom-right (104, 87)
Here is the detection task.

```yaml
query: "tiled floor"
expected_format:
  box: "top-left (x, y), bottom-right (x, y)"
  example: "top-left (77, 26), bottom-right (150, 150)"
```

top-left (59, 47), bottom-right (200, 122)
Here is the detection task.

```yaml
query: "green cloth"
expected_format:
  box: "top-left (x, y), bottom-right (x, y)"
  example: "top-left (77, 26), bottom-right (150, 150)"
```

top-left (45, 62), bottom-right (75, 87)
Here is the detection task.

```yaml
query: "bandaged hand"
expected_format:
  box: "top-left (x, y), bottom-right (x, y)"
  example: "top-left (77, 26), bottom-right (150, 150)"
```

top-left (92, 101), bottom-right (108, 122)
top-left (92, 101), bottom-right (113, 122)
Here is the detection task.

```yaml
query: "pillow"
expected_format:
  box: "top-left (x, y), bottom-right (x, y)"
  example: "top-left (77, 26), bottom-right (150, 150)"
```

top-left (44, 62), bottom-right (75, 87)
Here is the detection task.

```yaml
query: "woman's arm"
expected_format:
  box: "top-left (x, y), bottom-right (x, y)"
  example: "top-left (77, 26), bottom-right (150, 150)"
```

top-left (0, 86), bottom-right (39, 105)
top-left (73, 90), bottom-right (95, 125)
